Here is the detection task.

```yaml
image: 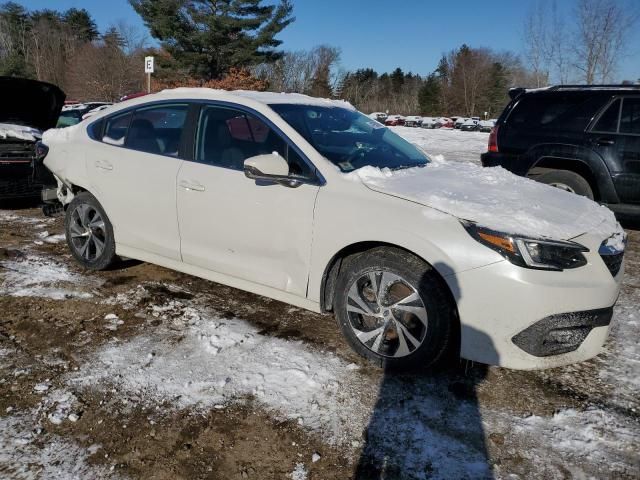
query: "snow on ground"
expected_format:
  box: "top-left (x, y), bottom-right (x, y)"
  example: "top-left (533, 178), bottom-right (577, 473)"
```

top-left (391, 126), bottom-right (489, 164)
top-left (64, 287), bottom-right (639, 479)
top-left (0, 254), bottom-right (98, 300)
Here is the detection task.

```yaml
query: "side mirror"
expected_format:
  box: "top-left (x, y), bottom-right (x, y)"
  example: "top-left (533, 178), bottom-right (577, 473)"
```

top-left (243, 153), bottom-right (301, 188)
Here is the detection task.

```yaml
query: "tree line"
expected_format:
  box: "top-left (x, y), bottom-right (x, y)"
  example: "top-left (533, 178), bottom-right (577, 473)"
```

top-left (1, 0), bottom-right (637, 114)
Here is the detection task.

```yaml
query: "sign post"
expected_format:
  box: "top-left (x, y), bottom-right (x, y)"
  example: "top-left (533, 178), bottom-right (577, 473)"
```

top-left (144, 56), bottom-right (154, 93)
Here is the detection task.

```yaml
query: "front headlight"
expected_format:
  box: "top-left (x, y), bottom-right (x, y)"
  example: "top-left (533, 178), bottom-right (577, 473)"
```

top-left (464, 223), bottom-right (589, 271)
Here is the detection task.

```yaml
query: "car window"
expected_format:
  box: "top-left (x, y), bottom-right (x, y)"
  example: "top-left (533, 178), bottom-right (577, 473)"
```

top-left (124, 104), bottom-right (188, 157)
top-left (195, 105), bottom-right (315, 179)
top-left (620, 98), bottom-right (640, 135)
top-left (508, 93), bottom-right (605, 132)
top-left (592, 99), bottom-right (621, 133)
top-left (102, 111), bottom-right (132, 146)
top-left (270, 104), bottom-right (429, 172)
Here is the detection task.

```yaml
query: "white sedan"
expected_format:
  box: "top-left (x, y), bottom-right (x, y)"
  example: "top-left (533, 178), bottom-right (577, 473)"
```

top-left (42, 89), bottom-right (626, 370)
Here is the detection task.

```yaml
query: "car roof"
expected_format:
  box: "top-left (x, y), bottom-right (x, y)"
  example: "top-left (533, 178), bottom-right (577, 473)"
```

top-left (147, 88), bottom-right (356, 110)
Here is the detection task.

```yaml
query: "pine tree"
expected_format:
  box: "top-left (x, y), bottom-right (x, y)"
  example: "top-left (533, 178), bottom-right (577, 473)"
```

top-left (63, 8), bottom-right (99, 42)
top-left (390, 67), bottom-right (404, 92)
top-left (129, 0), bottom-right (294, 80)
top-left (418, 74), bottom-right (441, 115)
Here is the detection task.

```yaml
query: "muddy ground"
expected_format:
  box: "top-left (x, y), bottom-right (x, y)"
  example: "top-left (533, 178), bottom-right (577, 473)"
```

top-left (0, 203), bottom-right (638, 479)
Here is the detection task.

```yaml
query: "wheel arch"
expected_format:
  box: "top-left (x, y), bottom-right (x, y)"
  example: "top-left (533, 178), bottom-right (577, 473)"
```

top-left (318, 241), bottom-right (461, 356)
top-left (524, 144), bottom-right (619, 203)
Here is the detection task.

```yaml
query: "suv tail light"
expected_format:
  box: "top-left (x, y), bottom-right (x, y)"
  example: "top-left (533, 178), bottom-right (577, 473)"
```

top-left (488, 126), bottom-right (499, 152)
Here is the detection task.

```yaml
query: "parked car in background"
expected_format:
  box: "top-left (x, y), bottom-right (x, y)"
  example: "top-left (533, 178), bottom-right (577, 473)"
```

top-left (479, 120), bottom-right (495, 132)
top-left (369, 112), bottom-right (388, 123)
top-left (454, 117), bottom-right (468, 129)
top-left (385, 115), bottom-right (406, 126)
top-left (421, 117), bottom-right (437, 129)
top-left (82, 104), bottom-right (112, 120)
top-left (0, 77), bottom-right (64, 200)
top-left (41, 88), bottom-right (626, 371)
top-left (57, 102), bottom-right (112, 127)
top-left (482, 85), bottom-right (640, 219)
top-left (436, 117), bottom-right (454, 128)
top-left (404, 115), bottom-right (423, 127)
top-left (460, 119), bottom-right (480, 132)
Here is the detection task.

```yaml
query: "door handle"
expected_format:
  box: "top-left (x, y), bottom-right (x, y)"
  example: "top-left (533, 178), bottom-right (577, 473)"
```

top-left (179, 180), bottom-right (205, 192)
top-left (596, 137), bottom-right (615, 146)
top-left (94, 160), bottom-right (113, 171)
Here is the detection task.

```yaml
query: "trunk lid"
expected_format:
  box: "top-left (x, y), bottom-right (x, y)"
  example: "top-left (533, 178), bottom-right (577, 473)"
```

top-left (0, 77), bottom-right (65, 132)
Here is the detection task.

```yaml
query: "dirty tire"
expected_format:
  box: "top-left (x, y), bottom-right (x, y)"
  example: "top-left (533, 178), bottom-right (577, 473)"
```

top-left (537, 170), bottom-right (594, 199)
top-left (334, 247), bottom-right (454, 370)
top-left (65, 192), bottom-right (117, 271)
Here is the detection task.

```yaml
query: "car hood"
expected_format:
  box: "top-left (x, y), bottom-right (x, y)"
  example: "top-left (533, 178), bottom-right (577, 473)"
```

top-left (0, 77), bottom-right (65, 132)
top-left (351, 160), bottom-right (622, 242)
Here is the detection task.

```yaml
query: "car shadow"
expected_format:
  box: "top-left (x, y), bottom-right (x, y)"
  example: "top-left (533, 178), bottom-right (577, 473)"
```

top-left (0, 196), bottom-right (41, 210)
top-left (354, 262), bottom-right (497, 479)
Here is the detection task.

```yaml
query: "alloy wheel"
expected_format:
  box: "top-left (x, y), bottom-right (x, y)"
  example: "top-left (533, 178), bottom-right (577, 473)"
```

top-left (345, 271), bottom-right (428, 358)
top-left (68, 203), bottom-right (107, 261)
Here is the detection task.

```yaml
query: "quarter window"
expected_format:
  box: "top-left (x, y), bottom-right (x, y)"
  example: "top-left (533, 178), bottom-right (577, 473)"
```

top-left (196, 105), bottom-right (314, 179)
top-left (592, 99), bottom-right (620, 133)
top-left (125, 104), bottom-right (188, 157)
top-left (102, 112), bottom-right (132, 146)
top-left (620, 98), bottom-right (640, 135)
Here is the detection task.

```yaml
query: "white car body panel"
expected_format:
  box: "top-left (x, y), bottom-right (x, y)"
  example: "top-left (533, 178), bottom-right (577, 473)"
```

top-left (176, 160), bottom-right (319, 296)
top-left (43, 88), bottom-right (624, 370)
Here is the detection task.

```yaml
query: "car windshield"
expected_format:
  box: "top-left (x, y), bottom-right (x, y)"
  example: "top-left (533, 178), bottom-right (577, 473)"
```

top-left (269, 104), bottom-right (429, 172)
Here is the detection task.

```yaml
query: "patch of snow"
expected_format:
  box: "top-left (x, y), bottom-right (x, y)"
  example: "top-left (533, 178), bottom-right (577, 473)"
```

top-left (351, 162), bottom-right (622, 241)
top-left (0, 122), bottom-right (41, 141)
top-left (392, 125), bottom-right (488, 164)
top-left (159, 87), bottom-right (356, 109)
top-left (289, 462), bottom-right (308, 480)
top-left (0, 411), bottom-right (120, 479)
top-left (0, 254), bottom-right (97, 300)
top-left (42, 123), bottom-right (83, 144)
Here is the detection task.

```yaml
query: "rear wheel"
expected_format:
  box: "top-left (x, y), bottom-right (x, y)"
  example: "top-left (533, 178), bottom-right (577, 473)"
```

top-left (64, 192), bottom-right (117, 270)
top-left (334, 248), bottom-right (454, 370)
top-left (537, 170), bottom-right (594, 199)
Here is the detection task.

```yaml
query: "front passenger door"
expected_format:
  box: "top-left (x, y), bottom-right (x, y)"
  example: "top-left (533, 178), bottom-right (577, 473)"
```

top-left (176, 104), bottom-right (321, 297)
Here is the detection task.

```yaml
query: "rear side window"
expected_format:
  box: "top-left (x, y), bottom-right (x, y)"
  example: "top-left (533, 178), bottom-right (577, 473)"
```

top-left (125, 104), bottom-right (188, 157)
top-left (620, 98), bottom-right (640, 135)
top-left (103, 112), bottom-right (132, 146)
top-left (592, 99), bottom-right (621, 133)
top-left (508, 93), bottom-right (605, 132)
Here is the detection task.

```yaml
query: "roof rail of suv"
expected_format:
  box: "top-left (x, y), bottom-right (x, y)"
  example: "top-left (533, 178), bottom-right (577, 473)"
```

top-left (548, 84), bottom-right (640, 91)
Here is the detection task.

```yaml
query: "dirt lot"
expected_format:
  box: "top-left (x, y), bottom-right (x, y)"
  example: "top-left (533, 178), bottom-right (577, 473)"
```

top-left (1, 204), bottom-right (639, 480)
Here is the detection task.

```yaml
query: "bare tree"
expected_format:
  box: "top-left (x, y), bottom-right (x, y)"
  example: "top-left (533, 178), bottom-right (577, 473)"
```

top-left (573, 0), bottom-right (638, 83)
top-left (523, 1), bottom-right (549, 87)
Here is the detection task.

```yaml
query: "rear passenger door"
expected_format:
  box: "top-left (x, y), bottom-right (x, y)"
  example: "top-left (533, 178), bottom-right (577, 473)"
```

top-left (588, 97), bottom-right (640, 204)
top-left (87, 103), bottom-right (189, 260)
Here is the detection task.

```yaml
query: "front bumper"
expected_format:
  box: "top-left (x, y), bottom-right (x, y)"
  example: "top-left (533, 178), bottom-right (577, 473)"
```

top-left (447, 234), bottom-right (623, 370)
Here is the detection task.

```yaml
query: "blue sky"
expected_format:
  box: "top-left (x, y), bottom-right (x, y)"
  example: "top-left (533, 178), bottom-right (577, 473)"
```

top-left (16, 0), bottom-right (640, 80)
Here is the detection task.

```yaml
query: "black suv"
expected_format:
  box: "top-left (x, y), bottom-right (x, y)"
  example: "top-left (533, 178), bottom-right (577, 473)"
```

top-left (481, 85), bottom-right (640, 218)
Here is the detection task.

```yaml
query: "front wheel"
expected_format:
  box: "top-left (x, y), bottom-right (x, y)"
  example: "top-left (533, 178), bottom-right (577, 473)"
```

top-left (334, 248), bottom-right (454, 370)
top-left (64, 192), bottom-right (117, 270)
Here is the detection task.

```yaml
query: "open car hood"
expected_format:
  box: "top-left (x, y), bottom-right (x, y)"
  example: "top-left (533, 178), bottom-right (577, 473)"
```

top-left (352, 161), bottom-right (622, 242)
top-left (0, 77), bottom-right (65, 132)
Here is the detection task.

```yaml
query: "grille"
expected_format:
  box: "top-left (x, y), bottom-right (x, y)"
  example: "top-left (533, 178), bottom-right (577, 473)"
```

top-left (0, 142), bottom-right (36, 162)
top-left (600, 252), bottom-right (624, 277)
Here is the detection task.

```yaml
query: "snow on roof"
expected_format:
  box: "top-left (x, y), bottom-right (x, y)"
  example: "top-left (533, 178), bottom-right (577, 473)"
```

top-left (160, 88), bottom-right (355, 109)
top-left (0, 123), bottom-right (41, 141)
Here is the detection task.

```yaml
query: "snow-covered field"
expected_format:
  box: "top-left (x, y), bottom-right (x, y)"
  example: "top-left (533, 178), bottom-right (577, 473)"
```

top-left (0, 128), bottom-right (638, 479)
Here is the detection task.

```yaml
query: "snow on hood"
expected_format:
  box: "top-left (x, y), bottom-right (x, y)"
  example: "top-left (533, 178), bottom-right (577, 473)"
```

top-left (0, 123), bottom-right (41, 141)
top-left (352, 160), bottom-right (623, 241)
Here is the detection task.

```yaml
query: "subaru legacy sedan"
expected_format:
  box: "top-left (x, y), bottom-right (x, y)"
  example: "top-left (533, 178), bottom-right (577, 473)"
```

top-left (42, 89), bottom-right (626, 370)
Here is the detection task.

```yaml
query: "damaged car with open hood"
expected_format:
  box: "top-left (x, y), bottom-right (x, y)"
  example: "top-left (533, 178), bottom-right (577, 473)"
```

top-left (0, 77), bottom-right (65, 201)
top-left (40, 88), bottom-right (626, 370)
